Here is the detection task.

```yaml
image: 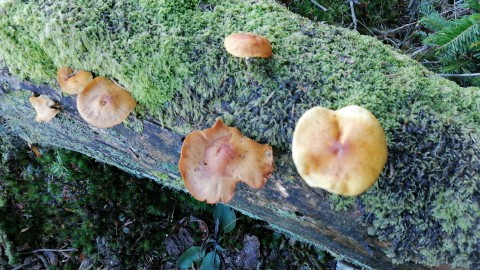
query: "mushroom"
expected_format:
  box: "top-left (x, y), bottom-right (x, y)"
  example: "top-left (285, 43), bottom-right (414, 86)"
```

top-left (76, 77), bottom-right (136, 128)
top-left (224, 33), bottom-right (272, 58)
top-left (57, 66), bottom-right (93, 95)
top-left (292, 105), bottom-right (387, 196)
top-left (178, 119), bottom-right (274, 204)
top-left (29, 95), bottom-right (60, 122)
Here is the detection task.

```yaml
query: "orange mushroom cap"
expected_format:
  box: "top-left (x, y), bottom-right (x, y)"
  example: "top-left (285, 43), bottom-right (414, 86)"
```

top-left (292, 105), bottom-right (388, 196)
top-left (57, 66), bottom-right (93, 95)
top-left (224, 33), bottom-right (272, 58)
top-left (178, 119), bottom-right (274, 204)
top-left (77, 77), bottom-right (136, 128)
top-left (29, 95), bottom-right (60, 122)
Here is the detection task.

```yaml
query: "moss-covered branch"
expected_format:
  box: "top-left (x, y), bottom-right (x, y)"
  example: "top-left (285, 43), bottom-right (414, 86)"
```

top-left (1, 0), bottom-right (479, 268)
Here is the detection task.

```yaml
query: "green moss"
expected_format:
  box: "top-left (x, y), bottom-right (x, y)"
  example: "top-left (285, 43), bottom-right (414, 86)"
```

top-left (357, 110), bottom-right (480, 268)
top-left (0, 0), bottom-right (195, 108)
top-left (1, 0), bottom-right (478, 144)
top-left (151, 171), bottom-right (183, 190)
top-left (1, 0), bottom-right (479, 268)
top-left (0, 229), bottom-right (15, 264)
top-left (329, 195), bottom-right (355, 211)
top-left (271, 206), bottom-right (300, 221)
top-left (122, 117), bottom-right (144, 133)
top-left (0, 146), bottom-right (210, 267)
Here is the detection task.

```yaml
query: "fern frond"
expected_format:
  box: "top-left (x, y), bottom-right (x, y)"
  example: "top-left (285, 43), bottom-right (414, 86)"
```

top-left (419, 10), bottom-right (449, 32)
top-left (424, 14), bottom-right (480, 56)
top-left (466, 0), bottom-right (480, 13)
top-left (439, 58), bottom-right (475, 73)
top-left (418, 1), bottom-right (448, 32)
top-left (470, 76), bottom-right (480, 85)
top-left (470, 41), bottom-right (480, 49)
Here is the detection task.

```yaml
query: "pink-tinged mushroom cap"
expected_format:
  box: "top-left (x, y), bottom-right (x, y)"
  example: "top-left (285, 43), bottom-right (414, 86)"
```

top-left (292, 105), bottom-right (388, 196)
top-left (224, 33), bottom-right (272, 58)
top-left (57, 66), bottom-right (93, 95)
top-left (77, 77), bottom-right (136, 128)
top-left (178, 119), bottom-right (274, 204)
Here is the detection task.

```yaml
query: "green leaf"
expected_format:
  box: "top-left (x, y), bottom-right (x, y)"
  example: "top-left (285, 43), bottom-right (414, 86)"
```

top-left (199, 251), bottom-right (220, 270)
top-left (176, 246), bottom-right (205, 269)
top-left (213, 204), bottom-right (236, 234)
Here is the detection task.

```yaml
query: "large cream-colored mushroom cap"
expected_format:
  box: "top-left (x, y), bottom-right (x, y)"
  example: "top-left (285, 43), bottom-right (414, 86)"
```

top-left (224, 33), bottom-right (272, 58)
top-left (77, 77), bottom-right (136, 128)
top-left (292, 105), bottom-right (387, 196)
top-left (57, 66), bottom-right (93, 95)
top-left (29, 95), bottom-right (60, 122)
top-left (178, 119), bottom-right (274, 204)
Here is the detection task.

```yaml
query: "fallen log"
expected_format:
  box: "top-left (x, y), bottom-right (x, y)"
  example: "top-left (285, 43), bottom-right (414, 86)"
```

top-left (0, 68), bottom-right (422, 270)
top-left (1, 0), bottom-right (479, 269)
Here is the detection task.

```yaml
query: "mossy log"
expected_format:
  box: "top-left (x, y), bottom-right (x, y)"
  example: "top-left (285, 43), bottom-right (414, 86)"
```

top-left (1, 0), bottom-right (479, 269)
top-left (0, 68), bottom-right (425, 270)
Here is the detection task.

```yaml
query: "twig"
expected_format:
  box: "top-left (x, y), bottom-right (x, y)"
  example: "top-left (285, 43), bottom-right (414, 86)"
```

top-left (12, 259), bottom-right (38, 270)
top-left (21, 248), bottom-right (78, 254)
top-left (310, 0), bottom-right (328, 12)
top-left (409, 45), bottom-right (430, 58)
top-left (263, 91), bottom-right (276, 105)
top-left (349, 0), bottom-right (358, 31)
top-left (454, 0), bottom-right (458, 20)
top-left (437, 73), bottom-right (480, 77)
top-left (36, 254), bottom-right (49, 268)
top-left (372, 21), bottom-right (418, 36)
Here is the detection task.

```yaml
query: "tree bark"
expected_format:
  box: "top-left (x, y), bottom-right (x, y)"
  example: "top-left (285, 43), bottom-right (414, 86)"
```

top-left (1, 67), bottom-right (429, 270)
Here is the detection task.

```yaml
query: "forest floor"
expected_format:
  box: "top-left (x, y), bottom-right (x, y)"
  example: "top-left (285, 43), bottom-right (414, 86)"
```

top-left (0, 140), bottom-right (339, 269)
top-left (1, 0), bottom-right (476, 269)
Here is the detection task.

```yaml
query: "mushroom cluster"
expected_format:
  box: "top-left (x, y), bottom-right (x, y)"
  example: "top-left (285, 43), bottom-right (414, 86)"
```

top-left (56, 67), bottom-right (136, 128)
top-left (38, 36), bottom-right (388, 204)
top-left (178, 119), bottom-right (274, 204)
top-left (175, 34), bottom-right (388, 203)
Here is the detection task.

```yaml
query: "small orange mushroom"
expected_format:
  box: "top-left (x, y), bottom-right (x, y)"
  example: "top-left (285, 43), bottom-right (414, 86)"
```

top-left (178, 119), bottom-right (274, 204)
top-left (292, 105), bottom-right (388, 196)
top-left (29, 95), bottom-right (60, 122)
top-left (57, 66), bottom-right (93, 95)
top-left (76, 77), bottom-right (136, 128)
top-left (224, 33), bottom-right (272, 58)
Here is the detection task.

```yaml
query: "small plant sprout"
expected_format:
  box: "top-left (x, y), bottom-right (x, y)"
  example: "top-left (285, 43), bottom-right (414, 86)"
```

top-left (176, 204), bottom-right (237, 270)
